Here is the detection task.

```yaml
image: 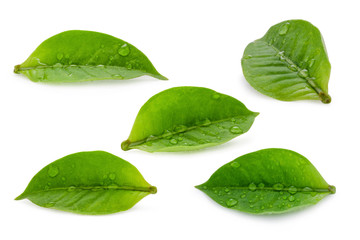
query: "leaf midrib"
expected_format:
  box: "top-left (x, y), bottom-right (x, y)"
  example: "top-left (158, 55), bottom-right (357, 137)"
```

top-left (16, 185), bottom-right (156, 200)
top-left (15, 64), bottom-right (142, 71)
top-left (260, 40), bottom-right (331, 103)
top-left (204, 185), bottom-right (335, 193)
top-left (123, 114), bottom-right (257, 150)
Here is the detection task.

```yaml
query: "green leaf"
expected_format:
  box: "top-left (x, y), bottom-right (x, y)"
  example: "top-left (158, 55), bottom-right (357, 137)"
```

top-left (121, 86), bottom-right (258, 152)
top-left (241, 20), bottom-right (331, 103)
top-left (16, 151), bottom-right (157, 215)
top-left (196, 148), bottom-right (335, 215)
top-left (14, 30), bottom-right (167, 82)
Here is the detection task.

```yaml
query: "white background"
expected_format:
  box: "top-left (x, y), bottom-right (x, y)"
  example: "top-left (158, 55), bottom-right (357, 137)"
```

top-left (1, 0), bottom-right (359, 239)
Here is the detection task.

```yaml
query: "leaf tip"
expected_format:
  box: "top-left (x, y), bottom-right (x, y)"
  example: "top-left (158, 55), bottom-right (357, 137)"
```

top-left (121, 140), bottom-right (131, 151)
top-left (15, 193), bottom-right (25, 200)
top-left (14, 65), bottom-right (21, 74)
top-left (156, 74), bottom-right (168, 81)
top-left (328, 185), bottom-right (336, 194)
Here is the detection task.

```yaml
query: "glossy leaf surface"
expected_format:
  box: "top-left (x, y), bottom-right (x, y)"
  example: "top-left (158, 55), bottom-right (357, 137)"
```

top-left (14, 30), bottom-right (167, 82)
top-left (16, 151), bottom-right (156, 215)
top-left (196, 148), bottom-right (335, 215)
top-left (121, 86), bottom-right (258, 152)
top-left (242, 20), bottom-right (331, 103)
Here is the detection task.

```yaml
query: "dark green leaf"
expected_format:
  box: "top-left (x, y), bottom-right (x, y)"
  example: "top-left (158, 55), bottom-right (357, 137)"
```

top-left (121, 86), bottom-right (258, 152)
top-left (196, 148), bottom-right (335, 215)
top-left (16, 151), bottom-right (157, 215)
top-left (14, 30), bottom-right (167, 82)
top-left (242, 20), bottom-right (331, 103)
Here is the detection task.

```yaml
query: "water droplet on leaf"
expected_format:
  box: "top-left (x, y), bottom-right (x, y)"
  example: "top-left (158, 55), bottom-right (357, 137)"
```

top-left (230, 161), bottom-right (240, 168)
top-left (118, 43), bottom-right (130, 56)
top-left (170, 139), bottom-right (178, 145)
top-left (57, 53), bottom-right (63, 60)
top-left (288, 186), bottom-right (297, 194)
top-left (273, 183), bottom-right (284, 191)
top-left (230, 126), bottom-right (242, 134)
top-left (109, 173), bottom-right (116, 180)
top-left (48, 166), bottom-right (59, 177)
top-left (288, 195), bottom-right (295, 202)
top-left (279, 23), bottom-right (290, 35)
top-left (298, 69), bottom-right (309, 78)
top-left (212, 93), bottom-right (220, 100)
top-left (226, 198), bottom-right (238, 207)
top-left (249, 183), bottom-right (257, 191)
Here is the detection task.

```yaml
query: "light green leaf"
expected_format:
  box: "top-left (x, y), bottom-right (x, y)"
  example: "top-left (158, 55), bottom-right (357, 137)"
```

top-left (14, 30), bottom-right (167, 82)
top-left (121, 86), bottom-right (258, 152)
top-left (242, 20), bottom-right (331, 103)
top-left (16, 151), bottom-right (156, 215)
top-left (196, 148), bottom-right (335, 215)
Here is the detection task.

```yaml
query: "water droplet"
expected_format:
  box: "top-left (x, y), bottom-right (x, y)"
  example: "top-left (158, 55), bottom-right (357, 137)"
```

top-left (258, 183), bottom-right (265, 189)
top-left (243, 55), bottom-right (253, 59)
top-left (201, 119), bottom-right (211, 126)
top-left (249, 204), bottom-right (254, 208)
top-left (249, 183), bottom-right (257, 191)
top-left (260, 205), bottom-right (265, 210)
top-left (68, 186), bottom-right (76, 192)
top-left (288, 195), bottom-right (295, 202)
top-left (61, 177), bottom-right (66, 181)
top-left (92, 186), bottom-right (102, 191)
top-left (230, 126), bottom-right (242, 134)
top-left (310, 192), bottom-right (317, 197)
top-left (288, 186), bottom-right (297, 194)
top-left (162, 130), bottom-right (172, 139)
top-left (170, 138), bottom-right (178, 144)
top-left (298, 69), bottom-right (309, 78)
top-left (126, 63), bottom-right (132, 69)
top-left (240, 194), bottom-right (246, 198)
top-left (47, 166), bottom-right (59, 177)
top-left (202, 186), bottom-right (208, 190)
top-left (97, 64), bottom-right (105, 68)
top-left (282, 195), bottom-right (287, 200)
top-left (146, 135), bottom-right (157, 142)
top-left (224, 187), bottom-right (230, 193)
top-left (44, 185), bottom-right (49, 190)
top-left (303, 187), bottom-right (313, 192)
top-left (273, 183), bottom-right (284, 191)
top-left (288, 64), bottom-right (297, 71)
top-left (57, 53), bottom-right (64, 60)
top-left (118, 43), bottom-right (130, 56)
top-left (174, 125), bottom-right (187, 132)
top-left (308, 59), bottom-right (315, 67)
top-left (109, 173), bottom-right (116, 180)
top-left (231, 118), bottom-right (236, 122)
top-left (279, 23), bottom-right (290, 35)
top-left (230, 161), bottom-right (240, 168)
top-left (226, 198), bottom-right (238, 207)
top-left (178, 137), bottom-right (183, 141)
top-left (212, 93), bottom-right (220, 100)
top-left (53, 63), bottom-right (63, 67)
top-left (45, 202), bottom-right (55, 207)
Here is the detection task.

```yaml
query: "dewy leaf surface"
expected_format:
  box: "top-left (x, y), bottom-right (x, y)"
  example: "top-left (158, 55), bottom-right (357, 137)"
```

top-left (241, 20), bottom-right (331, 103)
top-left (16, 151), bottom-right (156, 215)
top-left (196, 148), bottom-right (335, 215)
top-left (121, 86), bottom-right (258, 152)
top-left (14, 30), bottom-right (167, 82)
